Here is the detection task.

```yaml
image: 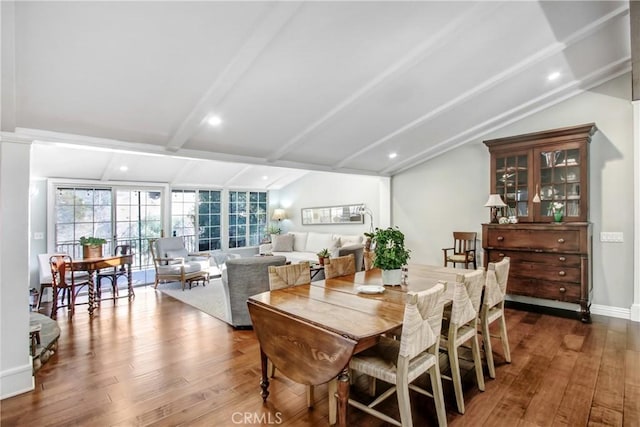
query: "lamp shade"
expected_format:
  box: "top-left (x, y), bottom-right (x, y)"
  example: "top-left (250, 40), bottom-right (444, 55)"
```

top-left (484, 194), bottom-right (507, 207)
top-left (272, 208), bottom-right (286, 221)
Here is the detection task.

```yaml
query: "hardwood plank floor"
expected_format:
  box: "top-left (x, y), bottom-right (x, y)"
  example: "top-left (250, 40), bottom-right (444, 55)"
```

top-left (1, 286), bottom-right (637, 426)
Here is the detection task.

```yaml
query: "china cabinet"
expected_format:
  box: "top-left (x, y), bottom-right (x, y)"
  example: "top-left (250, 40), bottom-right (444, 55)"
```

top-left (482, 124), bottom-right (596, 322)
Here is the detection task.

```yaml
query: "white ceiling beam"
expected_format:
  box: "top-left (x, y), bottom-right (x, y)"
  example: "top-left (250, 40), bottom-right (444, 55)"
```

top-left (165, 2), bottom-right (302, 152)
top-left (337, 4), bottom-right (630, 170)
top-left (99, 151), bottom-right (119, 182)
top-left (223, 164), bottom-right (253, 188)
top-left (266, 1), bottom-right (493, 163)
top-left (383, 58), bottom-right (631, 176)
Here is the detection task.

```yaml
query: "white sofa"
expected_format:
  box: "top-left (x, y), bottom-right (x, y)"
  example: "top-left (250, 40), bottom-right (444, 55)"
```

top-left (259, 231), bottom-right (364, 264)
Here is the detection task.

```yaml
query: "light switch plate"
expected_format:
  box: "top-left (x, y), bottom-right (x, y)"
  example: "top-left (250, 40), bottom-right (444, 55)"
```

top-left (33, 232), bottom-right (44, 240)
top-left (600, 232), bottom-right (623, 243)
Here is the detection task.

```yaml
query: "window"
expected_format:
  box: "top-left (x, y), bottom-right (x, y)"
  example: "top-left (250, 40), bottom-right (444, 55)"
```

top-left (171, 189), bottom-right (221, 251)
top-left (228, 191), bottom-right (267, 248)
top-left (54, 186), bottom-right (112, 258)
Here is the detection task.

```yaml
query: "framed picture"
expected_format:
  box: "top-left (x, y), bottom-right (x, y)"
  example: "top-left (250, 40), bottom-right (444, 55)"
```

top-left (301, 204), bottom-right (364, 225)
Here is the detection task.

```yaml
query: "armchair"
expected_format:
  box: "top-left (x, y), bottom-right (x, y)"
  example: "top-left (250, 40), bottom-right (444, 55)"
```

top-left (442, 231), bottom-right (478, 269)
top-left (149, 237), bottom-right (211, 291)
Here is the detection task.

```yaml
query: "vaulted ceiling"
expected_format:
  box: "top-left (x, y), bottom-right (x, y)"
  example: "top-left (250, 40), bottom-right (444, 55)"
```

top-left (1, 1), bottom-right (631, 189)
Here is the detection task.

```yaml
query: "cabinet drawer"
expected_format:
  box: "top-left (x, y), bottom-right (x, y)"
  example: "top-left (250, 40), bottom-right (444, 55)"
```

top-left (485, 228), bottom-right (580, 251)
top-left (507, 277), bottom-right (581, 302)
top-left (488, 250), bottom-right (581, 267)
top-left (510, 261), bottom-right (581, 282)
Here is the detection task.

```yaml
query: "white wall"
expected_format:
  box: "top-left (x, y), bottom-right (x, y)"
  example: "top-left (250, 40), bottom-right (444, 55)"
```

top-left (0, 139), bottom-right (34, 399)
top-left (273, 171), bottom-right (390, 235)
top-left (393, 73), bottom-right (634, 311)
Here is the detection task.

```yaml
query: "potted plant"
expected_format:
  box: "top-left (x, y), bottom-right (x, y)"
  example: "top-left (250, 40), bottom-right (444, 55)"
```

top-left (369, 227), bottom-right (411, 285)
top-left (317, 248), bottom-right (331, 266)
top-left (79, 236), bottom-right (107, 259)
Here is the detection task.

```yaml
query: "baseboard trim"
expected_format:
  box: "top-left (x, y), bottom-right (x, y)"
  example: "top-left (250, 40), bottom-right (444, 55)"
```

top-left (0, 360), bottom-right (34, 400)
top-left (505, 300), bottom-right (580, 320)
top-left (591, 304), bottom-right (631, 320)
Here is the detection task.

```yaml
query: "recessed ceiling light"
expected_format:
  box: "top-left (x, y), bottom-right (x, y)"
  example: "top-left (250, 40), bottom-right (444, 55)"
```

top-left (547, 72), bottom-right (561, 81)
top-left (207, 115), bottom-right (222, 127)
top-left (262, 175), bottom-right (268, 180)
top-left (119, 165), bottom-right (128, 172)
top-left (388, 152), bottom-right (398, 159)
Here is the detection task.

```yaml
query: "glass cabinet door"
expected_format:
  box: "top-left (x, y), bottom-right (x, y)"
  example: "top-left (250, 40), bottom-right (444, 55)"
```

top-left (535, 147), bottom-right (582, 221)
top-left (494, 153), bottom-right (529, 220)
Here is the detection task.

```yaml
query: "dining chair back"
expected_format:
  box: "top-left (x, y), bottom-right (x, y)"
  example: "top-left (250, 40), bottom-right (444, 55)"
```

top-left (440, 268), bottom-right (485, 414)
top-left (342, 282), bottom-right (448, 427)
top-left (481, 257), bottom-right (511, 378)
top-left (442, 231), bottom-right (477, 269)
top-left (49, 254), bottom-right (90, 319)
top-left (268, 262), bottom-right (311, 290)
top-left (96, 244), bottom-right (131, 302)
top-left (324, 254), bottom-right (356, 279)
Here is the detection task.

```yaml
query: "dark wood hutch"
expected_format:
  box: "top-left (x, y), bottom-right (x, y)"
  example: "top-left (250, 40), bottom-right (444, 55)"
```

top-left (482, 123), bottom-right (597, 322)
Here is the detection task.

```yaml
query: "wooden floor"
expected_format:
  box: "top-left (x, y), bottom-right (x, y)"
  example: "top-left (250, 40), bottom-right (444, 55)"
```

top-left (2, 286), bottom-right (638, 427)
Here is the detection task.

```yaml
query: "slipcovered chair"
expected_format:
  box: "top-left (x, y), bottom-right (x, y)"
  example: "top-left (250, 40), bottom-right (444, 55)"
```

top-left (324, 254), bottom-right (356, 279)
top-left (337, 244), bottom-right (364, 272)
top-left (439, 269), bottom-right (485, 414)
top-left (149, 237), bottom-right (211, 291)
top-left (331, 283), bottom-right (448, 426)
top-left (222, 256), bottom-right (286, 328)
top-left (481, 257), bottom-right (511, 378)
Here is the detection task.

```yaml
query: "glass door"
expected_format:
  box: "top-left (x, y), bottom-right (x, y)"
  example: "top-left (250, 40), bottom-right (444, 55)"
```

top-left (534, 145), bottom-right (585, 222)
top-left (493, 151), bottom-right (530, 221)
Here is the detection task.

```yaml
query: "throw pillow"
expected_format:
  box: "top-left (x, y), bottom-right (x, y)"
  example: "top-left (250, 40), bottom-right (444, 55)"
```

top-left (271, 233), bottom-right (294, 252)
top-left (338, 234), bottom-right (364, 247)
top-left (165, 249), bottom-right (188, 265)
top-left (306, 232), bottom-right (339, 254)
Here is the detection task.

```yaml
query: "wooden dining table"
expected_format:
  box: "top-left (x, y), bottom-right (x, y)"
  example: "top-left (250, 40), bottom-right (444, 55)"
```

top-left (69, 253), bottom-right (134, 316)
top-left (247, 263), bottom-right (466, 426)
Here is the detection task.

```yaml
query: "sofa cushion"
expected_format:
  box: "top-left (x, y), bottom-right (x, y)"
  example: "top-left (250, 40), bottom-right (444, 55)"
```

top-left (306, 232), bottom-right (339, 254)
top-left (289, 231), bottom-right (308, 252)
top-left (272, 234), bottom-right (294, 252)
top-left (336, 234), bottom-right (364, 247)
top-left (165, 248), bottom-right (188, 265)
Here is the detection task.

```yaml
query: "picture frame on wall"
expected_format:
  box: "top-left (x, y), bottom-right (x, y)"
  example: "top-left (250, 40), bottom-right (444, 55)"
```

top-left (301, 204), bottom-right (364, 225)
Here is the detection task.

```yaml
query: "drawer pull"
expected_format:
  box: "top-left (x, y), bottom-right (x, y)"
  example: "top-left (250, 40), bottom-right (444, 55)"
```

top-left (498, 253), bottom-right (505, 257)
top-left (497, 236), bottom-right (504, 241)
top-left (557, 238), bottom-right (565, 243)
top-left (559, 287), bottom-right (566, 293)
top-left (558, 271), bottom-right (566, 276)
top-left (558, 256), bottom-right (566, 262)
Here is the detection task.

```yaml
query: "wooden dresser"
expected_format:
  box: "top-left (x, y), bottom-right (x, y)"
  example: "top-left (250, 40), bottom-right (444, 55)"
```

top-left (482, 124), bottom-right (596, 322)
top-left (482, 222), bottom-right (592, 322)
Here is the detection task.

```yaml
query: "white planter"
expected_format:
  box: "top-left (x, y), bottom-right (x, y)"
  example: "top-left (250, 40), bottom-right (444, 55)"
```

top-left (381, 268), bottom-right (402, 286)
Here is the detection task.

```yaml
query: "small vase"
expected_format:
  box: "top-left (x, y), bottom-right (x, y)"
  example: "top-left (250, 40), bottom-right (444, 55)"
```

top-left (553, 212), bottom-right (563, 223)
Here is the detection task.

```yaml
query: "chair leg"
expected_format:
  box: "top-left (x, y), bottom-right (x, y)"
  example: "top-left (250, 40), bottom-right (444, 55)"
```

top-left (50, 287), bottom-right (59, 319)
top-left (36, 287), bottom-right (46, 311)
top-left (449, 343), bottom-right (465, 414)
top-left (481, 316), bottom-right (496, 379)
top-left (471, 334), bottom-right (485, 391)
top-left (68, 286), bottom-right (76, 319)
top-left (429, 363), bottom-right (447, 427)
top-left (396, 372), bottom-right (413, 427)
top-left (499, 314), bottom-right (511, 363)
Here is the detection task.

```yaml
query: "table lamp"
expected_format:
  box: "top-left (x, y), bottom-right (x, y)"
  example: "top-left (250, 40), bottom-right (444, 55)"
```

top-left (271, 208), bottom-right (286, 221)
top-left (484, 194), bottom-right (507, 223)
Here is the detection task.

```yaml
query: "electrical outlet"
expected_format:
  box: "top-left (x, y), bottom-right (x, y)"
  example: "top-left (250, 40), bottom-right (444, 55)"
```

top-left (600, 232), bottom-right (623, 243)
top-left (33, 232), bottom-right (44, 240)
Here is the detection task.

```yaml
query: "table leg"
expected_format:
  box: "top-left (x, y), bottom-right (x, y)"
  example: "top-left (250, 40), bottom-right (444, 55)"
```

top-left (88, 269), bottom-right (96, 316)
top-left (260, 347), bottom-right (270, 401)
top-left (337, 367), bottom-right (350, 427)
top-left (127, 261), bottom-right (134, 300)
